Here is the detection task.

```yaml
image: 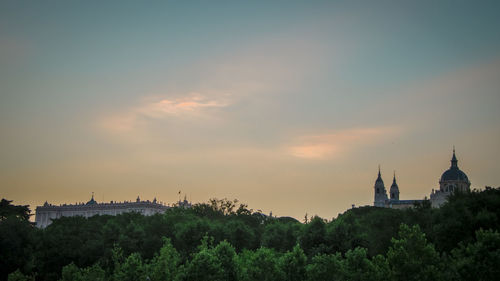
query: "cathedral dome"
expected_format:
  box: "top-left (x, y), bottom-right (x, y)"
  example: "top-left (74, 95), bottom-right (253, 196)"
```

top-left (440, 167), bottom-right (469, 182)
top-left (440, 149), bottom-right (469, 183)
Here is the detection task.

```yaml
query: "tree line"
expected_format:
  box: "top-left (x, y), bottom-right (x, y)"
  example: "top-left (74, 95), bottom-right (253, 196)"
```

top-left (1, 188), bottom-right (499, 281)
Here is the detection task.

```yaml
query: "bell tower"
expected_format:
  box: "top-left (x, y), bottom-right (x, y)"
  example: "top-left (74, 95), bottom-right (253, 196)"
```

top-left (374, 166), bottom-right (388, 207)
top-left (390, 171), bottom-right (400, 201)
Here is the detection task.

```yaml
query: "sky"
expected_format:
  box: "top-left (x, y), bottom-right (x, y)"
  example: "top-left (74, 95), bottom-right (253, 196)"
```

top-left (1, 0), bottom-right (499, 220)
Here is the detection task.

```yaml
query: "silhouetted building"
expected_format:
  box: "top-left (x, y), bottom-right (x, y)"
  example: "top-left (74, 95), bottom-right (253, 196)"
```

top-left (176, 195), bottom-right (192, 208)
top-left (373, 149), bottom-right (470, 209)
top-left (373, 169), bottom-right (423, 209)
top-left (430, 148), bottom-right (471, 207)
top-left (35, 195), bottom-right (170, 228)
top-left (373, 167), bottom-right (388, 207)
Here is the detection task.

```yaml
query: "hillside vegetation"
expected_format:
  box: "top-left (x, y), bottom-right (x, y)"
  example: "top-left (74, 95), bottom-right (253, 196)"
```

top-left (1, 188), bottom-right (499, 281)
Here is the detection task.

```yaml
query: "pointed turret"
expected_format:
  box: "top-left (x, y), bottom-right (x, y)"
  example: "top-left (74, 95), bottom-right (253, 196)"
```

top-left (376, 165), bottom-right (384, 183)
top-left (390, 171), bottom-right (400, 200)
top-left (374, 166), bottom-right (388, 207)
top-left (86, 192), bottom-right (97, 205)
top-left (451, 146), bottom-right (458, 168)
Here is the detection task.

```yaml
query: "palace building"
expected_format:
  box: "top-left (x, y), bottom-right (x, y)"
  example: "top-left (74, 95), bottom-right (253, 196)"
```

top-left (373, 149), bottom-right (471, 209)
top-left (35, 195), bottom-right (170, 228)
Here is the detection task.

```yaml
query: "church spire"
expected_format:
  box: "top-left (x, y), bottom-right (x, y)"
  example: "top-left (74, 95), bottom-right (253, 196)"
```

top-left (451, 146), bottom-right (458, 168)
top-left (390, 170), bottom-right (399, 200)
top-left (374, 165), bottom-right (388, 206)
top-left (376, 165), bottom-right (383, 183)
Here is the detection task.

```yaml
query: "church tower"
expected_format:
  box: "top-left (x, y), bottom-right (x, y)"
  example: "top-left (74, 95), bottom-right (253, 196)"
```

top-left (430, 148), bottom-right (472, 207)
top-left (374, 166), bottom-right (388, 207)
top-left (390, 171), bottom-right (400, 201)
top-left (439, 148), bottom-right (471, 193)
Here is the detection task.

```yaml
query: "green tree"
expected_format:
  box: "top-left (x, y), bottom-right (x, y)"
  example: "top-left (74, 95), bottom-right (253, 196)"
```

top-left (59, 263), bottom-right (83, 281)
top-left (306, 253), bottom-right (344, 281)
top-left (300, 216), bottom-right (328, 256)
top-left (262, 221), bottom-right (300, 252)
top-left (343, 247), bottom-right (377, 281)
top-left (430, 188), bottom-right (500, 252)
top-left (59, 262), bottom-right (105, 281)
top-left (81, 264), bottom-right (105, 281)
top-left (0, 199), bottom-right (31, 222)
top-left (174, 218), bottom-right (211, 256)
top-left (279, 244), bottom-right (307, 281)
top-left (7, 270), bottom-right (33, 281)
top-left (371, 254), bottom-right (391, 281)
top-left (0, 217), bottom-right (35, 281)
top-left (214, 241), bottom-right (238, 281)
top-left (238, 247), bottom-right (283, 281)
top-left (387, 224), bottom-right (442, 281)
top-left (147, 238), bottom-right (180, 281)
top-left (183, 248), bottom-right (223, 281)
top-left (224, 220), bottom-right (256, 252)
top-left (450, 229), bottom-right (500, 281)
top-left (113, 252), bottom-right (146, 281)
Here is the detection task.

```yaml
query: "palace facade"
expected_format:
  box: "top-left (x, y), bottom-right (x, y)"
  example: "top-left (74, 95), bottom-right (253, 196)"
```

top-left (35, 195), bottom-right (171, 228)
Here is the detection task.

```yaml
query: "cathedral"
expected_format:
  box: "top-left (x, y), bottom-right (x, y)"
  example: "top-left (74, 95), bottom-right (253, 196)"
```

top-left (373, 149), bottom-right (471, 209)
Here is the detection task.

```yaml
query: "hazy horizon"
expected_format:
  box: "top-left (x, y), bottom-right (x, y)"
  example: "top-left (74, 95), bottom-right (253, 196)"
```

top-left (1, 0), bottom-right (500, 220)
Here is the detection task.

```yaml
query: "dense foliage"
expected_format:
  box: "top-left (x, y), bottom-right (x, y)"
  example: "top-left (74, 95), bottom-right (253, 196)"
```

top-left (1, 188), bottom-right (500, 281)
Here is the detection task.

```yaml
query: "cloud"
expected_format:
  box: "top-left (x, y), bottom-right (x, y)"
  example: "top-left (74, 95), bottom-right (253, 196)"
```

top-left (138, 94), bottom-right (229, 118)
top-left (99, 93), bottom-right (229, 133)
top-left (287, 127), bottom-right (400, 159)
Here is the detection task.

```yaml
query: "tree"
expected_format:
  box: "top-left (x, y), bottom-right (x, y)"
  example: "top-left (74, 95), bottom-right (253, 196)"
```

top-left (370, 254), bottom-right (391, 281)
top-left (343, 247), bottom-right (377, 281)
top-left (59, 262), bottom-right (105, 281)
top-left (183, 248), bottom-right (223, 281)
top-left (279, 244), bottom-right (307, 281)
top-left (80, 264), bottom-right (105, 281)
top-left (7, 270), bottom-right (33, 281)
top-left (59, 263), bottom-right (83, 281)
top-left (306, 253), bottom-right (343, 281)
top-left (0, 217), bottom-right (35, 281)
top-left (214, 241), bottom-right (238, 281)
top-left (430, 188), bottom-right (500, 252)
top-left (299, 216), bottom-right (328, 256)
top-left (451, 229), bottom-right (500, 281)
top-left (238, 247), bottom-right (283, 281)
top-left (174, 218), bottom-right (211, 256)
top-left (0, 199), bottom-right (31, 222)
top-left (387, 224), bottom-right (442, 281)
top-left (262, 221), bottom-right (300, 252)
top-left (224, 220), bottom-right (256, 252)
top-left (147, 238), bottom-right (180, 281)
top-left (112, 253), bottom-right (146, 281)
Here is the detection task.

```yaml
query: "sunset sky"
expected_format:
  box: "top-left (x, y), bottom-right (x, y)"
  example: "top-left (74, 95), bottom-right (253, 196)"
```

top-left (1, 0), bottom-right (500, 220)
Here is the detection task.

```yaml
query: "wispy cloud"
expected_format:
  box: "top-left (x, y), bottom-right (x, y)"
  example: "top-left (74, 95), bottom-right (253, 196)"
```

top-left (99, 93), bottom-right (230, 133)
top-left (138, 94), bottom-right (229, 118)
top-left (287, 127), bottom-right (400, 159)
